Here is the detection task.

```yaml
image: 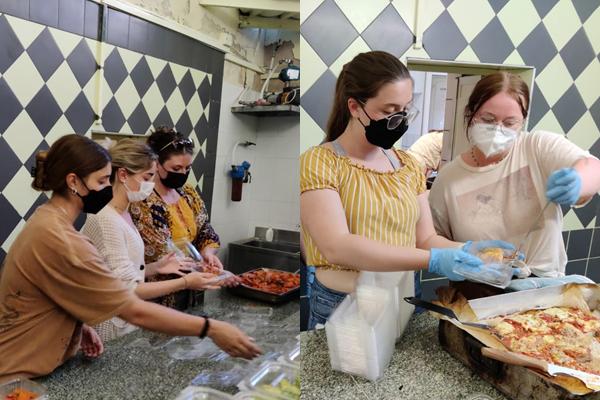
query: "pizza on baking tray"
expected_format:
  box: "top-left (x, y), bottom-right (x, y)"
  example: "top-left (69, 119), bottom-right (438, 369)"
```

top-left (487, 307), bottom-right (600, 375)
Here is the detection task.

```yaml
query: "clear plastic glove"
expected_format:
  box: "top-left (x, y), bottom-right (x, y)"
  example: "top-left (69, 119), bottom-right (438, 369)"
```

top-left (428, 248), bottom-right (483, 281)
top-left (546, 167), bottom-right (581, 205)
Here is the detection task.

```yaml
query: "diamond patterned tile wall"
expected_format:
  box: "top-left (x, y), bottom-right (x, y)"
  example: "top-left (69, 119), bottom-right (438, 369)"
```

top-left (0, 4), bottom-right (224, 266)
top-left (301, 0), bottom-right (600, 281)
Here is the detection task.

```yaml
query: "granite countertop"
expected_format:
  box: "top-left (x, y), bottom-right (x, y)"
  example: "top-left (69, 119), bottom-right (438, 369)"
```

top-left (37, 290), bottom-right (299, 400)
top-left (300, 312), bottom-right (509, 400)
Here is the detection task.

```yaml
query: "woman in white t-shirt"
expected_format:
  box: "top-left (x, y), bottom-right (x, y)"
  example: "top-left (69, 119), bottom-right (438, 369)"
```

top-left (429, 72), bottom-right (600, 278)
top-left (82, 139), bottom-right (222, 341)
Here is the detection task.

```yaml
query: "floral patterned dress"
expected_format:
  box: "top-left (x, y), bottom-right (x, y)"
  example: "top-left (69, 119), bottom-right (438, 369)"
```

top-left (130, 184), bottom-right (220, 308)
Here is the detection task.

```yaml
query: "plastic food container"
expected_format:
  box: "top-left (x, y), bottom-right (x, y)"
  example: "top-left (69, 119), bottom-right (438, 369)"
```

top-left (0, 378), bottom-right (48, 400)
top-left (239, 362), bottom-right (300, 400)
top-left (233, 391), bottom-right (278, 400)
top-left (282, 342), bottom-right (300, 365)
top-left (174, 386), bottom-right (235, 400)
top-left (325, 290), bottom-right (396, 381)
top-left (453, 261), bottom-right (513, 288)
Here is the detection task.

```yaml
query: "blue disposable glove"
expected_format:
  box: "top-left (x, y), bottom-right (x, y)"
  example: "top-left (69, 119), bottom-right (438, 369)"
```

top-left (546, 168), bottom-right (582, 206)
top-left (428, 248), bottom-right (483, 281)
top-left (462, 240), bottom-right (524, 261)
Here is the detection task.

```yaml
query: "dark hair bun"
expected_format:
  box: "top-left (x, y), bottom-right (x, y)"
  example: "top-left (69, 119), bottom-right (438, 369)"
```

top-left (31, 151), bottom-right (50, 191)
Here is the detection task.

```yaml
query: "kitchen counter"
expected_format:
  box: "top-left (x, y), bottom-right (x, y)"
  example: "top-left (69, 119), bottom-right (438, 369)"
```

top-left (37, 290), bottom-right (299, 400)
top-left (300, 312), bottom-right (509, 400)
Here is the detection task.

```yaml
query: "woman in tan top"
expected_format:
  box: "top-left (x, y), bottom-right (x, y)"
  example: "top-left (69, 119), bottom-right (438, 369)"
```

top-left (0, 134), bottom-right (260, 380)
top-left (300, 51), bottom-right (516, 329)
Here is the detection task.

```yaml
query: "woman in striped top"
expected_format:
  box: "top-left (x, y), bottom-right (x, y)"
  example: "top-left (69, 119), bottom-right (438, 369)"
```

top-left (300, 51), bottom-right (517, 329)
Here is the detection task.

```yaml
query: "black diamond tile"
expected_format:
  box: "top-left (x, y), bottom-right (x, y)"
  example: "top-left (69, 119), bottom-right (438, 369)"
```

top-left (127, 102), bottom-right (152, 135)
top-left (24, 193), bottom-right (49, 220)
top-left (574, 194), bottom-right (600, 229)
top-left (0, 0), bottom-right (30, 20)
top-left (361, 5), bottom-right (414, 57)
top-left (0, 248), bottom-right (6, 267)
top-left (591, 98), bottom-right (600, 132)
top-left (198, 75), bottom-right (211, 109)
top-left (590, 137), bottom-right (600, 159)
top-left (30, 0), bottom-right (58, 28)
top-left (563, 231), bottom-right (569, 249)
top-left (58, 0), bottom-right (84, 36)
top-left (487, 0), bottom-right (509, 14)
top-left (65, 92), bottom-right (95, 133)
top-left (104, 48), bottom-right (128, 94)
top-left (27, 27), bottom-right (64, 81)
top-left (0, 15), bottom-right (24, 74)
top-left (67, 38), bottom-right (98, 88)
top-left (102, 97), bottom-right (126, 132)
top-left (471, 16), bottom-right (514, 64)
top-left (423, 10), bottom-right (468, 60)
top-left (587, 257), bottom-right (600, 283)
top-left (592, 227), bottom-right (600, 258)
top-left (553, 84), bottom-right (587, 133)
top-left (300, 69), bottom-right (337, 131)
top-left (566, 259), bottom-right (587, 276)
top-left (568, 228), bottom-right (593, 260)
top-left (0, 77), bottom-right (23, 134)
top-left (26, 85), bottom-right (62, 136)
top-left (0, 137), bottom-right (22, 191)
top-left (300, 0), bottom-right (358, 66)
top-left (572, 0), bottom-right (600, 23)
top-left (517, 22), bottom-right (558, 72)
top-left (194, 114), bottom-right (210, 143)
top-left (531, 0), bottom-right (559, 18)
top-left (74, 212), bottom-right (87, 231)
top-left (153, 106), bottom-right (174, 131)
top-left (106, 7), bottom-right (129, 49)
top-left (561, 204), bottom-right (572, 217)
top-left (0, 194), bottom-right (21, 246)
top-left (178, 70), bottom-right (196, 105)
top-left (24, 140), bottom-right (49, 176)
top-left (528, 83), bottom-right (550, 129)
top-left (130, 57), bottom-right (154, 98)
top-left (559, 27), bottom-right (596, 80)
top-left (156, 64), bottom-right (177, 102)
top-left (84, 1), bottom-right (101, 40)
top-left (175, 110), bottom-right (193, 138)
top-left (440, 0), bottom-right (454, 7)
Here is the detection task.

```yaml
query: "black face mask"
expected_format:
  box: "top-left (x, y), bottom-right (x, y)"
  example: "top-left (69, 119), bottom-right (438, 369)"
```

top-left (358, 104), bottom-right (409, 150)
top-left (76, 179), bottom-right (113, 214)
top-left (160, 166), bottom-right (190, 189)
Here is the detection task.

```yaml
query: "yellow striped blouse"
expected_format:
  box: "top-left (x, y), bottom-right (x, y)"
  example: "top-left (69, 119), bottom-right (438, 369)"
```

top-left (300, 145), bottom-right (426, 271)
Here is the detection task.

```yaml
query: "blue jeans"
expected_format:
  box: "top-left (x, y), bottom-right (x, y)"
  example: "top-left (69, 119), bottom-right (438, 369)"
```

top-left (306, 267), bottom-right (347, 330)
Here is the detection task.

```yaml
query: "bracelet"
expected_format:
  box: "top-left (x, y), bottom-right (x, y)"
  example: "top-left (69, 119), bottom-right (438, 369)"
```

top-left (199, 316), bottom-right (210, 339)
top-left (182, 275), bottom-right (188, 289)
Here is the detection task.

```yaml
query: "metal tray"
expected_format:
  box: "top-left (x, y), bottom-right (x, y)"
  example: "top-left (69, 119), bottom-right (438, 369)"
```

top-left (227, 269), bottom-right (299, 304)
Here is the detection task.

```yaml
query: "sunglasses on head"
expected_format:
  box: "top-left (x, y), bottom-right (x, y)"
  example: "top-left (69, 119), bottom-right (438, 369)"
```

top-left (159, 137), bottom-right (194, 153)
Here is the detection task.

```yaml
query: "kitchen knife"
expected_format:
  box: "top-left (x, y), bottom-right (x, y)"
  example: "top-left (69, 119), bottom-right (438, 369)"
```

top-left (404, 297), bottom-right (490, 330)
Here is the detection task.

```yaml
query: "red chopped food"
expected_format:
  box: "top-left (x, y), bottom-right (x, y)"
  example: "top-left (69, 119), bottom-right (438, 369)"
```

top-left (5, 388), bottom-right (38, 400)
top-left (240, 269), bottom-right (300, 294)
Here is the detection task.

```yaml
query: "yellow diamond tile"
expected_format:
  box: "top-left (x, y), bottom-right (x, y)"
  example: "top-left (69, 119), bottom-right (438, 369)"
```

top-left (141, 82), bottom-right (165, 122)
top-left (543, 0), bottom-right (581, 51)
top-left (584, 7), bottom-right (600, 54)
top-left (531, 110), bottom-right (564, 135)
top-left (301, 0), bottom-right (325, 24)
top-left (3, 167), bottom-right (40, 217)
top-left (145, 54), bottom-right (168, 79)
top-left (498, 0), bottom-right (540, 47)
top-left (120, 121), bottom-right (132, 134)
top-left (299, 36), bottom-right (327, 92)
top-left (45, 115), bottom-right (75, 146)
top-left (562, 208), bottom-right (584, 231)
top-left (575, 59), bottom-right (600, 108)
top-left (329, 36), bottom-right (371, 77)
top-left (456, 46), bottom-right (480, 63)
top-left (504, 49), bottom-right (526, 66)
top-left (170, 62), bottom-right (188, 85)
top-left (336, 0), bottom-right (389, 33)
top-left (46, 62), bottom-right (81, 110)
top-left (5, 14), bottom-right (44, 48)
top-left (3, 53), bottom-right (44, 106)
top-left (117, 47), bottom-right (143, 73)
top-left (3, 112), bottom-right (43, 163)
top-left (534, 54), bottom-right (572, 106)
top-left (567, 112), bottom-right (599, 151)
top-left (50, 27), bottom-right (83, 58)
top-left (300, 106), bottom-right (325, 152)
top-left (392, 0), bottom-right (417, 35)
top-left (85, 38), bottom-right (102, 64)
top-left (2, 219), bottom-right (25, 253)
top-left (113, 77), bottom-right (140, 118)
top-left (82, 70), bottom-right (101, 116)
top-left (447, 0), bottom-right (495, 42)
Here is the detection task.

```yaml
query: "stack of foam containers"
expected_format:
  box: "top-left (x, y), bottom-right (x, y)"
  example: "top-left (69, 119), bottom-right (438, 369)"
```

top-left (325, 288), bottom-right (396, 381)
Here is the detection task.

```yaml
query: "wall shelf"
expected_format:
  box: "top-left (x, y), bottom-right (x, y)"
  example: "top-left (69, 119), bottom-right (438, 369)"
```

top-left (231, 104), bottom-right (299, 116)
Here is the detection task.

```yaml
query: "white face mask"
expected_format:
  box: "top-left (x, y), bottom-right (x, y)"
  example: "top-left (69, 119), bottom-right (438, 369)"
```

top-left (124, 178), bottom-right (155, 202)
top-left (468, 123), bottom-right (518, 158)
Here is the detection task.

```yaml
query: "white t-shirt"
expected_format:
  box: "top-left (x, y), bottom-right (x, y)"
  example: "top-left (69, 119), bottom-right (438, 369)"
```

top-left (429, 130), bottom-right (591, 278)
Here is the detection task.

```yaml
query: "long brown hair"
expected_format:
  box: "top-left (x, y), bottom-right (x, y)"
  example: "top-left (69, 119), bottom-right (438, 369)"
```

top-left (32, 134), bottom-right (111, 194)
top-left (464, 72), bottom-right (530, 127)
top-left (325, 51), bottom-right (412, 142)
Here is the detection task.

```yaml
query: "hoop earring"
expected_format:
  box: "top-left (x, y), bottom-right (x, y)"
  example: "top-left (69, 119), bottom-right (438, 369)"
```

top-left (70, 187), bottom-right (77, 195)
